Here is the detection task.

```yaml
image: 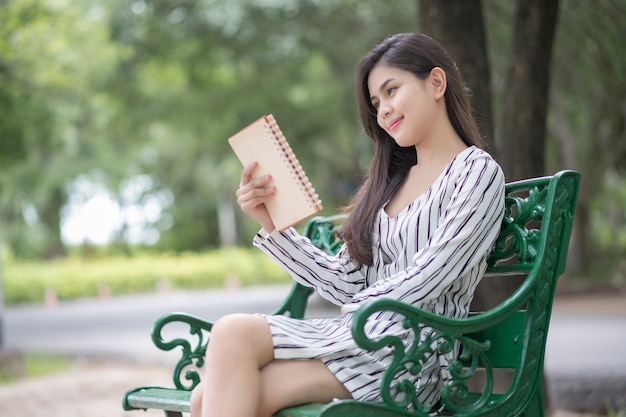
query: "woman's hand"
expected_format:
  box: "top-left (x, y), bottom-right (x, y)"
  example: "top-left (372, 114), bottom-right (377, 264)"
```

top-left (235, 162), bottom-right (276, 233)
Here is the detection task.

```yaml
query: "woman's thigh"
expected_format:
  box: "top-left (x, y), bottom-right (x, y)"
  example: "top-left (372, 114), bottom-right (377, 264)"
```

top-left (257, 358), bottom-right (352, 416)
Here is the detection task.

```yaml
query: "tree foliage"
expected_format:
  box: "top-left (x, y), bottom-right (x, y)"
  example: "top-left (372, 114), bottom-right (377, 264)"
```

top-left (548, 0), bottom-right (626, 275)
top-left (0, 0), bottom-right (624, 280)
top-left (85, 0), bottom-right (419, 251)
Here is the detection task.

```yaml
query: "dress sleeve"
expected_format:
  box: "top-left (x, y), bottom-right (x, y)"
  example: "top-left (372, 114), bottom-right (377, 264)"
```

top-left (347, 155), bottom-right (505, 309)
top-left (253, 228), bottom-right (369, 306)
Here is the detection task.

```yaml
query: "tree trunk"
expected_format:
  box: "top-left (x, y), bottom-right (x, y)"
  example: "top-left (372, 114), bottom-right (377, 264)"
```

top-left (499, 0), bottom-right (560, 181)
top-left (218, 198), bottom-right (237, 247)
top-left (419, 0), bottom-right (496, 157)
top-left (41, 187), bottom-right (67, 259)
top-left (0, 218), bottom-right (5, 349)
top-left (551, 94), bottom-right (597, 276)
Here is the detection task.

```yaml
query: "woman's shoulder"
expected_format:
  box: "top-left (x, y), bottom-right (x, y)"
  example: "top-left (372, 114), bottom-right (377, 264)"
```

top-left (450, 146), bottom-right (505, 185)
top-left (455, 146), bottom-right (501, 169)
top-left (458, 145), bottom-right (497, 161)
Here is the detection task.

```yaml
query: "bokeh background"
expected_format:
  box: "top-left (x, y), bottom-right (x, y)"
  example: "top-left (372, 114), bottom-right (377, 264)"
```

top-left (0, 1), bottom-right (625, 415)
top-left (1, 0), bottom-right (624, 277)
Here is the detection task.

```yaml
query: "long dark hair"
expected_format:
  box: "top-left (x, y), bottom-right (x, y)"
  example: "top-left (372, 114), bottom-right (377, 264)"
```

top-left (339, 33), bottom-right (484, 266)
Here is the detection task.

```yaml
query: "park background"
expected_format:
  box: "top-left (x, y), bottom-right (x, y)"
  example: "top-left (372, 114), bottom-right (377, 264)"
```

top-left (1, 0), bottom-right (625, 304)
top-left (0, 0), bottom-right (625, 415)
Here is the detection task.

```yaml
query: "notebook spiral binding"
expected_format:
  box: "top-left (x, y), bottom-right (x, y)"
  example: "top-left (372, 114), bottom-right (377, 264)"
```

top-left (265, 115), bottom-right (323, 210)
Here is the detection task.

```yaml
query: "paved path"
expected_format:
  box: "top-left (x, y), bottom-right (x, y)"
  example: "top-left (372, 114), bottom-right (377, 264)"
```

top-left (2, 285), bottom-right (626, 415)
top-left (542, 294), bottom-right (626, 412)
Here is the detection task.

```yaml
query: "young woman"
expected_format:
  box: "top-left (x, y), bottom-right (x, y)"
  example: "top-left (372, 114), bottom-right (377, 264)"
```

top-left (190, 32), bottom-right (505, 417)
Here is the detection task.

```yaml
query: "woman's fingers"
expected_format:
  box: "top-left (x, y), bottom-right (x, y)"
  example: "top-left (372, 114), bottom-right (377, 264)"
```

top-left (237, 182), bottom-right (274, 208)
top-left (236, 163), bottom-right (275, 212)
top-left (239, 162), bottom-right (258, 187)
top-left (236, 162), bottom-right (276, 232)
top-left (238, 163), bottom-right (271, 193)
top-left (236, 175), bottom-right (273, 200)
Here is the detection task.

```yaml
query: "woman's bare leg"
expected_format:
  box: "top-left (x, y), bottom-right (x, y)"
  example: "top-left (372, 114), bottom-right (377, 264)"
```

top-left (189, 381), bottom-right (204, 417)
top-left (257, 358), bottom-right (352, 417)
top-left (199, 314), bottom-right (274, 417)
top-left (191, 313), bottom-right (352, 417)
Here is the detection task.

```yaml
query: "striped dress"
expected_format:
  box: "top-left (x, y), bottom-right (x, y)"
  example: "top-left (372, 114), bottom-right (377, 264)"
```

top-left (253, 146), bottom-right (505, 405)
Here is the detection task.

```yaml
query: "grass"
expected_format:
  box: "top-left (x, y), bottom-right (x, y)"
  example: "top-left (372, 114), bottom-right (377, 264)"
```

top-left (0, 352), bottom-right (73, 384)
top-left (607, 399), bottom-right (626, 417)
top-left (25, 352), bottom-right (73, 377)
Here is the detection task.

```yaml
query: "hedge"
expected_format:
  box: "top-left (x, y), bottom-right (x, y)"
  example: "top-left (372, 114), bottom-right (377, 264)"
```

top-left (2, 247), bottom-right (290, 305)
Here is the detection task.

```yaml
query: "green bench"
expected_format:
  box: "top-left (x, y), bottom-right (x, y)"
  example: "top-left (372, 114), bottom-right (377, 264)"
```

top-left (122, 170), bottom-right (581, 417)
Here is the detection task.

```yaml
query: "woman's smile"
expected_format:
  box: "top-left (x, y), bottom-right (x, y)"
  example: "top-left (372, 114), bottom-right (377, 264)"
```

top-left (387, 116), bottom-right (404, 131)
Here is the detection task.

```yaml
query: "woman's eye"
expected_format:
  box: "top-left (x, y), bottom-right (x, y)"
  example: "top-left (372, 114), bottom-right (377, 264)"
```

top-left (387, 86), bottom-right (397, 95)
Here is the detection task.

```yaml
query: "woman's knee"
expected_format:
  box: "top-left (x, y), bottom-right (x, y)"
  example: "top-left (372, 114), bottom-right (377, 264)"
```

top-left (208, 314), bottom-right (273, 364)
top-left (210, 314), bottom-right (265, 344)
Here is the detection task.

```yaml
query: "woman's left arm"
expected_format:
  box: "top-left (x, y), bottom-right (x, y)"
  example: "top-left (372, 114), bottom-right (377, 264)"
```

top-left (346, 157), bottom-right (505, 311)
top-left (253, 228), bottom-right (369, 306)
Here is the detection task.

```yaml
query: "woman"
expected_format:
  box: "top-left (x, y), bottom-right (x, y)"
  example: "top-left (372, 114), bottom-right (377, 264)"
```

top-left (190, 32), bottom-right (505, 417)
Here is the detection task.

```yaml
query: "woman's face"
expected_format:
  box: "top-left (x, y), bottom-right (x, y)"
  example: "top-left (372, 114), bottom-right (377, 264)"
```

top-left (367, 63), bottom-right (439, 148)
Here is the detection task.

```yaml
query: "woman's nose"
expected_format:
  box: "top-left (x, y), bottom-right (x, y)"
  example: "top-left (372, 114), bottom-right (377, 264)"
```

top-left (378, 101), bottom-right (392, 118)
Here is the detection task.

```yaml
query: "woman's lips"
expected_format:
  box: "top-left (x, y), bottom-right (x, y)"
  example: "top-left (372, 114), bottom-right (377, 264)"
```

top-left (388, 117), bottom-right (403, 131)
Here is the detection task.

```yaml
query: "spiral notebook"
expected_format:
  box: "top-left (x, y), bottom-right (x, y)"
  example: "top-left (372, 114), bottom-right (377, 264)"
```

top-left (228, 115), bottom-right (323, 231)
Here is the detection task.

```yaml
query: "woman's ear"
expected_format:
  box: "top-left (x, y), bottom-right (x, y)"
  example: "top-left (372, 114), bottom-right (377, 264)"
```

top-left (429, 67), bottom-right (447, 100)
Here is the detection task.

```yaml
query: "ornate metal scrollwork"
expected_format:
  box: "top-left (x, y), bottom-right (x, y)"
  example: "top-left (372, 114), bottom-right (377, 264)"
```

top-left (488, 184), bottom-right (548, 269)
top-left (442, 335), bottom-right (493, 413)
top-left (372, 315), bottom-right (493, 417)
top-left (151, 313), bottom-right (213, 390)
top-left (305, 214), bottom-right (347, 255)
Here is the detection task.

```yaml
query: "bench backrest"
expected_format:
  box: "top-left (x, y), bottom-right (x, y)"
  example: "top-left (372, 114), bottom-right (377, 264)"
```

top-left (457, 170), bottom-right (580, 416)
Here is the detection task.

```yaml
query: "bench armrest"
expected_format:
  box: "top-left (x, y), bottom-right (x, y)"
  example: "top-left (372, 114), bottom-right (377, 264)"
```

top-left (151, 312), bottom-right (214, 390)
top-left (350, 297), bottom-right (531, 416)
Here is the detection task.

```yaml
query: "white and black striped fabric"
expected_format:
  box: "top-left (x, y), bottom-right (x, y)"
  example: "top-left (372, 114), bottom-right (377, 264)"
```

top-left (253, 146), bottom-right (505, 405)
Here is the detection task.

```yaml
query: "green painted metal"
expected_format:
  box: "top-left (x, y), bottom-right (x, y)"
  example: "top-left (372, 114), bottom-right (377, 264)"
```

top-left (122, 170), bottom-right (581, 417)
top-left (150, 313), bottom-right (213, 390)
top-left (275, 403), bottom-right (328, 417)
top-left (466, 310), bottom-right (525, 369)
top-left (123, 387), bottom-right (190, 413)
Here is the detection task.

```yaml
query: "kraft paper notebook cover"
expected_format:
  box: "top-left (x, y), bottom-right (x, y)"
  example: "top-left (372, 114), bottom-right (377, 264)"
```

top-left (228, 115), bottom-right (323, 231)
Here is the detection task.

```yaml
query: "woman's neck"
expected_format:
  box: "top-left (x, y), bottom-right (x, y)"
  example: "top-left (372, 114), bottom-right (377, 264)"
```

top-left (414, 131), bottom-right (468, 167)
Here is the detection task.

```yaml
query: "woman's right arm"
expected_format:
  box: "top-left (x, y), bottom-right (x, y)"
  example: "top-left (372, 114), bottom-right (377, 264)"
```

top-left (236, 162), bottom-right (368, 306)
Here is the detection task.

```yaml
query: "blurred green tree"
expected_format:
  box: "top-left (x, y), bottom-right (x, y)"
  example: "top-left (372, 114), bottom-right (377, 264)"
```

top-left (548, 0), bottom-right (626, 276)
top-left (102, 0), bottom-right (418, 250)
top-left (0, 0), bottom-right (131, 258)
top-left (0, 0), bottom-right (623, 282)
